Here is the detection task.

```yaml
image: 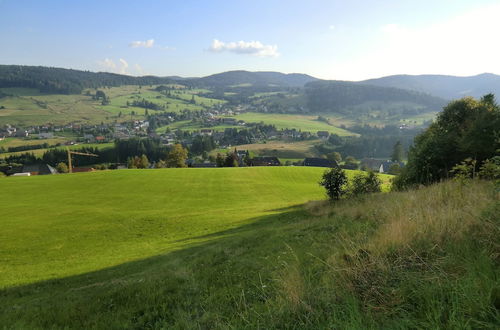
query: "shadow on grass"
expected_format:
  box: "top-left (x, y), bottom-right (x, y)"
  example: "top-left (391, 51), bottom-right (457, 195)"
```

top-left (0, 206), bottom-right (310, 300)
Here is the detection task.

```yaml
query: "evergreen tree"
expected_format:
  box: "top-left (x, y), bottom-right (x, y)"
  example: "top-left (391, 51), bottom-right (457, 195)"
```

top-left (391, 141), bottom-right (404, 162)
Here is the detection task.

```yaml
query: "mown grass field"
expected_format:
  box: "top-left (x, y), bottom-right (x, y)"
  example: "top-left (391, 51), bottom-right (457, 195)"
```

top-left (0, 171), bottom-right (496, 328)
top-left (0, 167), bottom-right (326, 287)
top-left (232, 112), bottom-right (359, 136)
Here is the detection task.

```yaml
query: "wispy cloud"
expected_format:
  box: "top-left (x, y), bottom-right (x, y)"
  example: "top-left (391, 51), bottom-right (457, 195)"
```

top-left (208, 39), bottom-right (279, 57)
top-left (118, 58), bottom-right (129, 74)
top-left (129, 39), bottom-right (155, 48)
top-left (98, 58), bottom-right (141, 75)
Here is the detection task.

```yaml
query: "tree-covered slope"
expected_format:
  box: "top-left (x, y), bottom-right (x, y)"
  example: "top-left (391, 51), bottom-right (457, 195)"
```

top-left (304, 80), bottom-right (446, 114)
top-left (0, 65), bottom-right (175, 94)
top-left (195, 70), bottom-right (318, 88)
top-left (362, 73), bottom-right (500, 100)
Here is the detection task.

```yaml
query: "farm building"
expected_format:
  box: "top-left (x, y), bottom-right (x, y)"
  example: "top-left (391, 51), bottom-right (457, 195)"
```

top-left (192, 162), bottom-right (217, 168)
top-left (360, 158), bottom-right (404, 173)
top-left (21, 164), bottom-right (57, 175)
top-left (303, 158), bottom-right (338, 168)
top-left (317, 131), bottom-right (330, 139)
top-left (250, 157), bottom-right (281, 166)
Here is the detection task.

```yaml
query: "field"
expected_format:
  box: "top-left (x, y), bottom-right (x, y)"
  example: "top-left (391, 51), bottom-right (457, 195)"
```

top-left (0, 167), bottom-right (393, 288)
top-left (214, 139), bottom-right (321, 160)
top-left (232, 112), bottom-right (359, 136)
top-left (0, 170), bottom-right (496, 328)
top-left (0, 137), bottom-right (70, 148)
top-left (0, 142), bottom-right (114, 158)
top-left (0, 86), bottom-right (225, 126)
top-left (155, 120), bottom-right (240, 133)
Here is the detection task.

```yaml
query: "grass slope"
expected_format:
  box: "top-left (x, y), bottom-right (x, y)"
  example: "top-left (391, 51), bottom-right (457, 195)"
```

top-left (0, 173), bottom-right (497, 329)
top-left (0, 167), bottom-right (331, 287)
top-left (233, 112), bottom-right (358, 136)
top-left (0, 86), bottom-right (225, 126)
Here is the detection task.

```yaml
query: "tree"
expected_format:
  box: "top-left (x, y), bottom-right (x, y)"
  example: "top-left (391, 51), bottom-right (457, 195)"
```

top-left (166, 144), bottom-right (188, 168)
top-left (393, 94), bottom-right (500, 189)
top-left (127, 157), bottom-right (135, 169)
top-left (224, 152), bottom-right (239, 167)
top-left (56, 162), bottom-right (68, 173)
top-left (138, 154), bottom-right (150, 169)
top-left (391, 141), bottom-right (404, 162)
top-left (349, 171), bottom-right (382, 197)
top-left (327, 152), bottom-right (342, 163)
top-left (319, 167), bottom-right (348, 200)
top-left (215, 153), bottom-right (225, 167)
top-left (155, 159), bottom-right (167, 168)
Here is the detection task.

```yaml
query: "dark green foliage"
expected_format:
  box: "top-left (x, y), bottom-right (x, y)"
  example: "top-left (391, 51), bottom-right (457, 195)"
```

top-left (391, 140), bottom-right (404, 162)
top-left (305, 80), bottom-right (445, 114)
top-left (131, 98), bottom-right (165, 111)
top-left (349, 171), bottom-right (382, 196)
top-left (190, 135), bottom-right (215, 155)
top-left (0, 65), bottom-right (175, 94)
top-left (224, 152), bottom-right (239, 167)
top-left (394, 94), bottom-right (500, 189)
top-left (319, 167), bottom-right (348, 200)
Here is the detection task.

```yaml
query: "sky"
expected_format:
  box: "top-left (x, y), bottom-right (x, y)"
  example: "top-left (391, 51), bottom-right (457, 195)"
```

top-left (1, 0), bottom-right (500, 80)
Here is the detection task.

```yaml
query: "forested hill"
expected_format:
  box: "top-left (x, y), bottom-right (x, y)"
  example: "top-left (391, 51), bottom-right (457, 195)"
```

top-left (0, 65), bottom-right (175, 94)
top-left (361, 73), bottom-right (500, 99)
top-left (193, 70), bottom-right (318, 87)
top-left (0, 66), bottom-right (318, 95)
top-left (305, 80), bottom-right (446, 114)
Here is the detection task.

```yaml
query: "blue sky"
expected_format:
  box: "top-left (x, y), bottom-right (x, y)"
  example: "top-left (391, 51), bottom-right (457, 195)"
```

top-left (1, 0), bottom-right (499, 80)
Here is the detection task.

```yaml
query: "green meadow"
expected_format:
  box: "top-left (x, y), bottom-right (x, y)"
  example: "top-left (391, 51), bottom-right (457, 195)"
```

top-left (0, 85), bottom-right (225, 126)
top-left (0, 167), bottom-right (330, 287)
top-left (0, 142), bottom-right (114, 158)
top-left (0, 169), bottom-right (496, 328)
top-left (233, 112), bottom-right (359, 136)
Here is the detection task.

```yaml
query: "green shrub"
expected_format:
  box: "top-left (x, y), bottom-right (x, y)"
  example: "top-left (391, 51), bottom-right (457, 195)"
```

top-left (349, 171), bottom-right (382, 196)
top-left (319, 167), bottom-right (347, 200)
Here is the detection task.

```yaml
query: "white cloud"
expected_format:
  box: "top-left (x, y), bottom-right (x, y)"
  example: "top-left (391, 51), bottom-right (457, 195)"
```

top-left (98, 58), bottom-right (116, 70)
top-left (118, 58), bottom-right (129, 74)
top-left (129, 39), bottom-right (155, 48)
top-left (329, 25), bottom-right (335, 30)
top-left (209, 39), bottom-right (279, 57)
top-left (134, 64), bottom-right (145, 75)
top-left (97, 58), bottom-right (132, 75)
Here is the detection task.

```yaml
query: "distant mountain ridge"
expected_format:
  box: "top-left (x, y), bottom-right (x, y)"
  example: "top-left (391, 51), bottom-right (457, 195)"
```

top-left (360, 73), bottom-right (500, 99)
top-left (193, 70), bottom-right (318, 87)
top-left (1, 64), bottom-right (499, 100)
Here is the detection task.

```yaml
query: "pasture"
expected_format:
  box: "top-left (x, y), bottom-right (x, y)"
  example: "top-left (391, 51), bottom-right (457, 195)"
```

top-left (232, 112), bottom-right (358, 136)
top-left (0, 173), bottom-right (495, 329)
top-left (0, 85), bottom-right (225, 126)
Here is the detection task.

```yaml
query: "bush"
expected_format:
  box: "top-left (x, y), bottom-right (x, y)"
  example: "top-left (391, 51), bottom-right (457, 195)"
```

top-left (478, 156), bottom-right (500, 181)
top-left (56, 162), bottom-right (69, 174)
top-left (349, 171), bottom-right (382, 196)
top-left (319, 167), bottom-right (348, 200)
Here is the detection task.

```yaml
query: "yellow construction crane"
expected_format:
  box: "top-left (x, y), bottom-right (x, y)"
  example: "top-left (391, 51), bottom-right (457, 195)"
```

top-left (66, 147), bottom-right (98, 173)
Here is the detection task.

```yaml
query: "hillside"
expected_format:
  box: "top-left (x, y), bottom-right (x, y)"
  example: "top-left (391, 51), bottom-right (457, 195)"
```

top-left (361, 73), bottom-right (500, 99)
top-left (195, 70), bottom-right (318, 87)
top-left (0, 65), bottom-right (175, 94)
top-left (303, 80), bottom-right (446, 115)
top-left (1, 167), bottom-right (393, 287)
top-left (0, 171), bottom-right (496, 328)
